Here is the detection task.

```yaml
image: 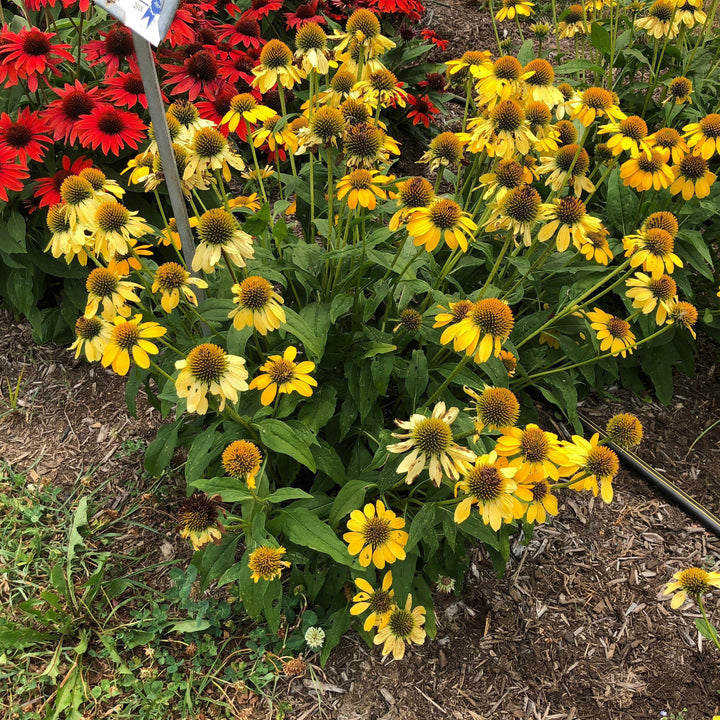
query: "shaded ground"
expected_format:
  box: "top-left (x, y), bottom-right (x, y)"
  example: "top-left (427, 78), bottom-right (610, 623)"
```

top-left (1, 309), bottom-right (720, 719)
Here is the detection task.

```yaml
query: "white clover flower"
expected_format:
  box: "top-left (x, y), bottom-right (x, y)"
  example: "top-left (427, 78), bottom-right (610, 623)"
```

top-left (304, 626), bottom-right (325, 650)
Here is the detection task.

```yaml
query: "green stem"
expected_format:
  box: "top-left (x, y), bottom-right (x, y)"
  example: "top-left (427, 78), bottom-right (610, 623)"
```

top-left (278, 86), bottom-right (298, 178)
top-left (423, 355), bottom-right (471, 409)
top-left (698, 596), bottom-right (720, 653)
top-left (244, 119), bottom-right (268, 203)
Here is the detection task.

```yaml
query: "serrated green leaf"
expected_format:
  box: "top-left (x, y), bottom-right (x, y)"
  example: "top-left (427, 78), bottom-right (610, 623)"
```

top-left (189, 476), bottom-right (254, 502)
top-left (281, 507), bottom-right (355, 566)
top-left (256, 419), bottom-right (317, 471)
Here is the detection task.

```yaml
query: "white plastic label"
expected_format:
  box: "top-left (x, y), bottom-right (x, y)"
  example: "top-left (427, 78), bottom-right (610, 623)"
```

top-left (92, 0), bottom-right (180, 46)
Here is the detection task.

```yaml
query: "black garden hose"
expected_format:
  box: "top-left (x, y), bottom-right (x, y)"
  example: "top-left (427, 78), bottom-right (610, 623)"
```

top-left (579, 414), bottom-right (720, 539)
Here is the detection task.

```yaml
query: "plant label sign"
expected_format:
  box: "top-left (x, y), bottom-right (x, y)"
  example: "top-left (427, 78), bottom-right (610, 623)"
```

top-left (92, 0), bottom-right (179, 46)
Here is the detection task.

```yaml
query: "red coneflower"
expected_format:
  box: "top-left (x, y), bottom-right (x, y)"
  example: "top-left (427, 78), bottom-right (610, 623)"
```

top-left (419, 72), bottom-right (448, 95)
top-left (285, 0), bottom-right (326, 29)
top-left (32, 155), bottom-right (93, 209)
top-left (42, 80), bottom-right (100, 145)
top-left (407, 94), bottom-right (440, 128)
top-left (0, 108), bottom-right (51, 163)
top-left (245, 0), bottom-right (284, 20)
top-left (216, 16), bottom-right (265, 47)
top-left (77, 105), bottom-right (146, 156)
top-left (217, 52), bottom-right (257, 87)
top-left (376, 0), bottom-right (425, 21)
top-left (103, 71), bottom-right (155, 109)
top-left (420, 29), bottom-right (448, 50)
top-left (83, 26), bottom-right (136, 77)
top-left (162, 49), bottom-right (223, 101)
top-left (1, 28), bottom-right (73, 92)
top-left (63, 0), bottom-right (91, 10)
top-left (0, 147), bottom-right (29, 202)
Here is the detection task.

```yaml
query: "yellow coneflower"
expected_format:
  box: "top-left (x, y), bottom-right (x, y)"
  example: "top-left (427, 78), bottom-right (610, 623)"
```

top-left (670, 154), bottom-right (717, 199)
top-left (191, 208), bottom-right (255, 273)
top-left (558, 4), bottom-right (590, 37)
top-left (343, 499), bottom-right (408, 569)
top-left (45, 203), bottom-right (88, 266)
top-left (495, 423), bottom-right (570, 483)
top-left (523, 59), bottom-right (563, 107)
top-left (101, 314), bottom-right (166, 376)
top-left (406, 198), bottom-right (478, 252)
top-left (555, 83), bottom-right (577, 120)
top-left (343, 121), bottom-right (400, 168)
top-left (445, 50), bottom-right (492, 81)
top-left (185, 126), bottom-right (245, 182)
top-left (124, 151), bottom-right (155, 185)
top-left (317, 69), bottom-right (356, 106)
top-left (338, 96), bottom-right (372, 125)
top-left (571, 86), bottom-right (625, 126)
top-left (248, 545), bottom-right (290, 582)
top-left (635, 0), bottom-right (680, 39)
top-left (464, 385), bottom-right (520, 436)
top-left (676, 0), bottom-right (707, 27)
top-left (467, 99), bottom-right (537, 158)
top-left (485, 183), bottom-right (545, 246)
top-left (432, 300), bottom-right (475, 329)
top-left (222, 440), bottom-right (263, 490)
top-left (388, 176), bottom-right (434, 230)
top-left (221, 93), bottom-right (276, 133)
top-left (478, 159), bottom-right (525, 201)
top-left (453, 451), bottom-right (521, 529)
top-left (228, 193), bottom-right (262, 212)
top-left (295, 21), bottom-right (334, 74)
top-left (598, 115), bottom-right (651, 158)
top-left (538, 144), bottom-right (595, 195)
top-left (647, 127), bottom-right (689, 165)
top-left (70, 315), bottom-right (110, 363)
top-left (586, 308), bottom-right (636, 358)
top-left (683, 113), bottom-right (720, 160)
top-left (60, 175), bottom-right (101, 227)
top-left (386, 401), bottom-right (476, 486)
top-left (332, 8), bottom-right (395, 59)
top-left (373, 595), bottom-right (426, 660)
top-left (249, 346), bottom-right (317, 405)
top-left (253, 114), bottom-right (299, 154)
top-left (178, 492), bottom-right (225, 551)
top-left (625, 272), bottom-right (677, 324)
top-left (471, 55), bottom-right (532, 107)
top-left (667, 299), bottom-right (699, 338)
top-left (562, 433), bottom-right (620, 502)
top-left (252, 39), bottom-right (305, 93)
top-left (606, 413), bottom-right (643, 448)
top-left (336, 168), bottom-right (392, 210)
top-left (85, 264), bottom-right (141, 320)
top-left (623, 227), bottom-right (683, 277)
top-left (175, 343), bottom-right (249, 414)
top-left (351, 572), bottom-right (395, 631)
top-left (167, 100), bottom-right (210, 135)
top-left (152, 262), bottom-right (208, 313)
top-left (228, 276), bottom-right (286, 335)
top-left (665, 76), bottom-right (693, 105)
top-left (418, 131), bottom-right (467, 171)
top-left (664, 567), bottom-right (720, 609)
top-left (393, 308), bottom-right (423, 333)
top-left (500, 349), bottom-right (517, 376)
top-left (619, 150), bottom-right (673, 191)
top-left (355, 68), bottom-right (408, 108)
top-left (440, 298), bottom-right (514, 363)
top-left (515, 478), bottom-right (558, 524)
top-left (298, 106), bottom-right (345, 152)
top-left (111, 240), bottom-right (153, 275)
top-left (578, 226), bottom-right (614, 265)
top-left (526, 101), bottom-right (559, 154)
top-left (496, 0), bottom-right (535, 20)
top-left (537, 196), bottom-right (602, 252)
top-left (158, 218), bottom-right (181, 250)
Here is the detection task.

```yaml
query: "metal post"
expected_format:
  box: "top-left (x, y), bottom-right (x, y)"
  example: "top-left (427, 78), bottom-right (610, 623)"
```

top-left (132, 32), bottom-right (206, 303)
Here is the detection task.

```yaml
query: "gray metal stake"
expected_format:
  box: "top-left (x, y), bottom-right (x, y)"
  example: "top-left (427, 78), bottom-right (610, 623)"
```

top-left (132, 32), bottom-right (206, 304)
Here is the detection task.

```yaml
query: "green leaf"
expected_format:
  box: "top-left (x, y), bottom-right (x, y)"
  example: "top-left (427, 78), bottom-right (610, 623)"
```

top-left (266, 487), bottom-right (314, 503)
top-left (517, 39), bottom-right (534, 65)
top-left (0, 213), bottom-right (27, 254)
top-left (312, 439), bottom-right (346, 483)
top-left (237, 549), bottom-right (266, 618)
top-left (297, 385), bottom-right (337, 434)
top-left (145, 418), bottom-right (182, 476)
top-left (329, 478), bottom-right (375, 528)
top-left (455, 511), bottom-right (501, 550)
top-left (217, 561), bottom-right (245, 588)
top-left (169, 618), bottom-right (212, 634)
top-left (392, 549), bottom-right (418, 605)
top-left (67, 497), bottom-right (88, 568)
top-left (125, 366), bottom-right (148, 418)
top-left (406, 349), bottom-right (429, 405)
top-left (320, 608), bottom-right (352, 666)
top-left (361, 342), bottom-right (397, 359)
top-left (185, 422), bottom-right (221, 482)
top-left (330, 293), bottom-right (354, 323)
top-left (256, 419), bottom-right (317, 471)
top-left (189, 476), bottom-right (254, 502)
top-left (695, 617), bottom-right (719, 643)
top-left (406, 504), bottom-right (436, 553)
top-left (590, 21), bottom-right (611, 54)
top-left (193, 535), bottom-right (240, 591)
top-left (281, 507), bottom-right (355, 566)
top-left (605, 168), bottom-right (639, 235)
top-left (412, 576), bottom-right (437, 640)
top-left (283, 307), bottom-right (325, 362)
top-left (243, 202), bottom-right (271, 235)
top-left (555, 59), bottom-right (605, 75)
top-left (0, 627), bottom-right (55, 649)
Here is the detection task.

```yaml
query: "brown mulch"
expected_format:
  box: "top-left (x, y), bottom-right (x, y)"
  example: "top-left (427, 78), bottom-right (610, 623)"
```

top-left (2, 308), bottom-right (720, 719)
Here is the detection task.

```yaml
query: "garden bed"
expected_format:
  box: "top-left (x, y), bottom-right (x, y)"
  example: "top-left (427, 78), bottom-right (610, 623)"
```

top-left (2, 312), bottom-right (719, 719)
